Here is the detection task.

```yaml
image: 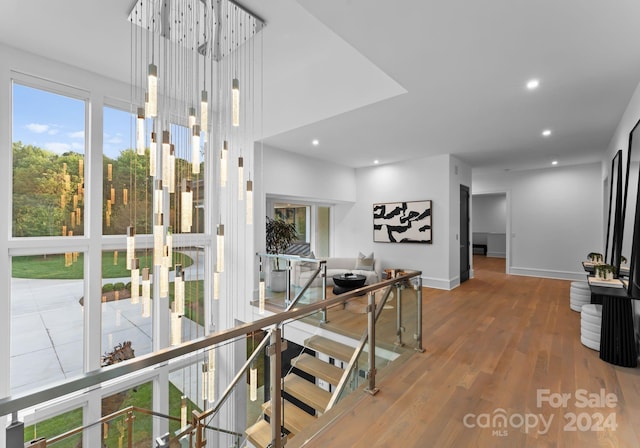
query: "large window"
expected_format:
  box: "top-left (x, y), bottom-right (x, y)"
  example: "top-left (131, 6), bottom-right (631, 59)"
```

top-left (271, 201), bottom-right (331, 257)
top-left (12, 83), bottom-right (86, 237)
top-left (11, 253), bottom-right (85, 395)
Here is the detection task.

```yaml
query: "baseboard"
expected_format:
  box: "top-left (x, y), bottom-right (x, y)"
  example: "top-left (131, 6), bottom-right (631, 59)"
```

top-left (422, 275), bottom-right (459, 290)
top-left (510, 266), bottom-right (586, 281)
top-left (487, 252), bottom-right (506, 258)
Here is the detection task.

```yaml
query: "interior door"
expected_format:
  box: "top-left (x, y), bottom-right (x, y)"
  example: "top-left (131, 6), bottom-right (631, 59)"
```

top-left (460, 185), bottom-right (470, 282)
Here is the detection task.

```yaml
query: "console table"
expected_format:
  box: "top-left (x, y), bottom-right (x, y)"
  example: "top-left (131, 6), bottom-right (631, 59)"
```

top-left (588, 284), bottom-right (638, 368)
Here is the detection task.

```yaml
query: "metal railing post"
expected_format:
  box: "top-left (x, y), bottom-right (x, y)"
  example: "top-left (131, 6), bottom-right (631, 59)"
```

top-left (285, 259), bottom-right (291, 307)
top-left (395, 283), bottom-right (404, 347)
top-left (365, 292), bottom-right (379, 395)
top-left (321, 262), bottom-right (328, 323)
top-left (269, 327), bottom-right (284, 448)
top-left (415, 277), bottom-right (425, 352)
top-left (126, 410), bottom-right (134, 448)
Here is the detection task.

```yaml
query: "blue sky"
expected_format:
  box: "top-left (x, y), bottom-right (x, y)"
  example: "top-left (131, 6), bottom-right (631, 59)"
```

top-left (12, 83), bottom-right (132, 159)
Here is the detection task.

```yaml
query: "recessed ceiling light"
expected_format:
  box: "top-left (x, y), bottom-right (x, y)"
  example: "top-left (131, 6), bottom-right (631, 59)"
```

top-left (311, 139), bottom-right (319, 146)
top-left (551, 160), bottom-right (558, 165)
top-left (526, 79), bottom-right (540, 90)
top-left (373, 160), bottom-right (379, 165)
top-left (542, 129), bottom-right (552, 137)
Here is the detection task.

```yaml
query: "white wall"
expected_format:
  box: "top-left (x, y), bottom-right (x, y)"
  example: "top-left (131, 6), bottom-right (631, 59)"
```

top-left (334, 154), bottom-right (458, 289)
top-left (474, 163), bottom-right (602, 280)
top-left (260, 144), bottom-right (356, 202)
top-left (473, 194), bottom-right (507, 233)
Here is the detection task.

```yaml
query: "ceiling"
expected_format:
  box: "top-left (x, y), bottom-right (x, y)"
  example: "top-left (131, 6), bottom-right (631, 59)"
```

top-left (2, 0), bottom-right (640, 172)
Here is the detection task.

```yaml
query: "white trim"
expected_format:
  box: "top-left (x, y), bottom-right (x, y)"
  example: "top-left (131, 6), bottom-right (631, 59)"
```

top-left (487, 251), bottom-right (506, 258)
top-left (510, 266), bottom-right (585, 281)
top-left (422, 275), bottom-right (459, 290)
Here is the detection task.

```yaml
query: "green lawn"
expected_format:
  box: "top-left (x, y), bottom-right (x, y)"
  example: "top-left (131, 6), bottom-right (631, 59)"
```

top-left (24, 381), bottom-right (200, 447)
top-left (169, 280), bottom-right (205, 326)
top-left (12, 250), bottom-right (194, 279)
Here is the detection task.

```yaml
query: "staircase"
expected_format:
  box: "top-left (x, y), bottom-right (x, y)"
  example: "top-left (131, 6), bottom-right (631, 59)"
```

top-left (245, 335), bottom-right (355, 448)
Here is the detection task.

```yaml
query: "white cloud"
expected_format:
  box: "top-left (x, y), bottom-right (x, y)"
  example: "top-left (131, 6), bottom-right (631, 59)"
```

top-left (107, 136), bottom-right (124, 145)
top-left (26, 123), bottom-right (49, 134)
top-left (48, 129), bottom-right (59, 135)
top-left (68, 131), bottom-right (85, 139)
top-left (45, 142), bottom-right (71, 154)
top-left (71, 142), bottom-right (84, 151)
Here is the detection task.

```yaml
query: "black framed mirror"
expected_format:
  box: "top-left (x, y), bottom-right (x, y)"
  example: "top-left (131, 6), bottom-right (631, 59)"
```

top-left (625, 119), bottom-right (640, 295)
top-left (605, 149), bottom-right (623, 267)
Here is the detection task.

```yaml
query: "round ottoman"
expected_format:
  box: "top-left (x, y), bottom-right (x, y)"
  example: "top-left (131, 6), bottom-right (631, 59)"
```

top-left (580, 304), bottom-right (602, 351)
top-left (570, 281), bottom-right (591, 312)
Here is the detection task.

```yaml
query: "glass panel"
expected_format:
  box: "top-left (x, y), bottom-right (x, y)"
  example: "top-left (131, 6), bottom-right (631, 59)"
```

top-left (102, 381), bottom-right (153, 447)
top-left (274, 203), bottom-right (310, 252)
top-left (24, 407), bottom-right (83, 447)
top-left (12, 83), bottom-right (85, 237)
top-left (101, 248), bottom-right (153, 358)
top-left (168, 363), bottom-right (203, 436)
top-left (103, 106), bottom-right (152, 235)
top-left (11, 253), bottom-right (84, 395)
top-left (316, 206), bottom-right (330, 258)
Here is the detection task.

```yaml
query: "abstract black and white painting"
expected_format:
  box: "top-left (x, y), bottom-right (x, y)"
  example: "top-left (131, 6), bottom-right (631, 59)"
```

top-left (373, 200), bottom-right (432, 243)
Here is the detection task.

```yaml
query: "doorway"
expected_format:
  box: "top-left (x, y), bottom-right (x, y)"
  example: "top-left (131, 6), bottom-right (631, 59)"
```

top-left (471, 191), bottom-right (510, 274)
top-left (460, 185), bottom-right (470, 283)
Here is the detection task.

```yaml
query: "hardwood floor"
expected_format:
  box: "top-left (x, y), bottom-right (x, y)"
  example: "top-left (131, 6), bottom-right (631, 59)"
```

top-left (289, 256), bottom-right (640, 448)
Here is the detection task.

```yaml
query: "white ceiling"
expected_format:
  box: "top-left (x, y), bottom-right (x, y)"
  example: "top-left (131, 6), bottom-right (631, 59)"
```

top-left (2, 0), bottom-right (640, 171)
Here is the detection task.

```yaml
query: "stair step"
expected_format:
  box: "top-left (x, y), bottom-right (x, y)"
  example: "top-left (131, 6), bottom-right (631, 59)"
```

top-left (262, 399), bottom-right (317, 434)
top-left (305, 335), bottom-right (354, 363)
top-left (245, 420), bottom-right (272, 448)
top-left (283, 374), bottom-right (331, 413)
top-left (291, 353), bottom-right (344, 385)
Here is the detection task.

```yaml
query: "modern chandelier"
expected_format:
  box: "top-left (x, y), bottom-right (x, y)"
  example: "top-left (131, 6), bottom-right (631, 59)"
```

top-left (127, 0), bottom-right (264, 406)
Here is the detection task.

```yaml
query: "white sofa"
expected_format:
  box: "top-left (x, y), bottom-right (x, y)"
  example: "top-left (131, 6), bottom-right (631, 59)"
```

top-left (291, 257), bottom-right (381, 288)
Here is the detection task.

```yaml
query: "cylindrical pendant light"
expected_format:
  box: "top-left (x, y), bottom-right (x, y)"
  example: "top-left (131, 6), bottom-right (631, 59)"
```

top-left (188, 106), bottom-right (196, 129)
top-left (232, 78), bottom-right (240, 127)
top-left (169, 145), bottom-right (176, 193)
top-left (153, 213), bottom-right (163, 266)
top-left (238, 157), bottom-right (244, 200)
top-left (162, 130), bottom-right (171, 186)
top-left (141, 267), bottom-right (151, 318)
top-left (150, 132), bottom-right (157, 177)
top-left (136, 107), bottom-right (146, 155)
top-left (217, 224), bottom-right (225, 272)
top-left (220, 141), bottom-right (228, 187)
top-left (175, 264), bottom-right (184, 315)
top-left (180, 396), bottom-right (187, 428)
top-left (246, 180), bottom-right (253, 225)
top-left (147, 63), bottom-right (158, 118)
top-left (154, 179), bottom-right (163, 213)
top-left (131, 258), bottom-right (140, 304)
top-left (213, 271), bottom-right (220, 300)
top-left (181, 186), bottom-right (193, 232)
top-left (160, 245), bottom-right (169, 297)
top-left (250, 363), bottom-right (258, 401)
top-left (192, 124), bottom-right (201, 174)
top-left (200, 90), bottom-right (208, 134)
top-left (201, 362), bottom-right (208, 402)
top-left (126, 226), bottom-right (135, 270)
top-left (166, 228), bottom-right (173, 267)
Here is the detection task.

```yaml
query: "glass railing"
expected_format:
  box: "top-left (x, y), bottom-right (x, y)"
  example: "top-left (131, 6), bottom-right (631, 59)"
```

top-left (2, 266), bottom-right (422, 448)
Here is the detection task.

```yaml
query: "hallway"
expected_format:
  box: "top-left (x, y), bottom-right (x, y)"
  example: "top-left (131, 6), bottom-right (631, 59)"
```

top-left (290, 256), bottom-right (640, 447)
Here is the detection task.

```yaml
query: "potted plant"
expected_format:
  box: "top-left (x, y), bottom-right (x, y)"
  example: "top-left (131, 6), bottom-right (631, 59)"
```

top-left (265, 216), bottom-right (298, 292)
top-left (587, 252), bottom-right (604, 263)
top-left (594, 264), bottom-right (615, 281)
